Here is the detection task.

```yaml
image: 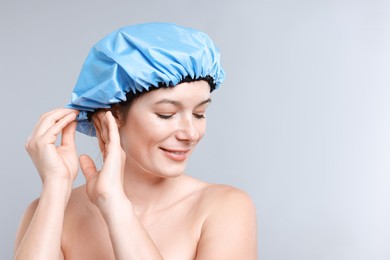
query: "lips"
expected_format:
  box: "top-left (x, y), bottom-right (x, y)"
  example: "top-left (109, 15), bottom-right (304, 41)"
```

top-left (160, 147), bottom-right (191, 161)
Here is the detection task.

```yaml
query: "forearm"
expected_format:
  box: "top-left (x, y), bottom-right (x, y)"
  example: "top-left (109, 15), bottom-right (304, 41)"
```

top-left (14, 180), bottom-right (72, 260)
top-left (99, 197), bottom-right (163, 260)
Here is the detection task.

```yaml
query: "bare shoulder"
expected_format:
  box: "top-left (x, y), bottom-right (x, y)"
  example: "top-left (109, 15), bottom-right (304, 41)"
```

top-left (14, 198), bottom-right (40, 254)
top-left (179, 175), bottom-right (256, 215)
top-left (195, 183), bottom-right (258, 260)
top-left (64, 184), bottom-right (97, 219)
top-left (61, 185), bottom-right (106, 253)
top-left (198, 183), bottom-right (256, 214)
top-left (67, 184), bottom-right (89, 206)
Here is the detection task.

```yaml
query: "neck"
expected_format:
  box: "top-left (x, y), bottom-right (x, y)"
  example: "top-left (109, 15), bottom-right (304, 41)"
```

top-left (122, 160), bottom-right (183, 216)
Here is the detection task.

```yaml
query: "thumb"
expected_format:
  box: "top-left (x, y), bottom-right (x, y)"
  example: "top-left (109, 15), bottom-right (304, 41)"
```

top-left (79, 154), bottom-right (97, 180)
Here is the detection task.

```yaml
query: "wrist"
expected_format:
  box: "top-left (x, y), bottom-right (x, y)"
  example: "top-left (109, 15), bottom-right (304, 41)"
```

top-left (41, 179), bottom-right (73, 202)
top-left (97, 194), bottom-right (134, 223)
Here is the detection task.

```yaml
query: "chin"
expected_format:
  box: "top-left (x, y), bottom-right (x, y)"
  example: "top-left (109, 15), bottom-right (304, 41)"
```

top-left (159, 167), bottom-right (187, 178)
top-left (153, 162), bottom-right (188, 179)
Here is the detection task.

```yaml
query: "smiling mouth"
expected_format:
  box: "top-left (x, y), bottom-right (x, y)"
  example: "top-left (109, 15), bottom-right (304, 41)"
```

top-left (169, 151), bottom-right (186, 154)
top-left (160, 147), bottom-right (190, 154)
top-left (160, 147), bottom-right (191, 161)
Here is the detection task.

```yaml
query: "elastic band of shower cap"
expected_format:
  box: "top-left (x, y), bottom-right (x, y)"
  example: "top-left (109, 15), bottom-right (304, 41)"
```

top-left (66, 22), bottom-right (226, 136)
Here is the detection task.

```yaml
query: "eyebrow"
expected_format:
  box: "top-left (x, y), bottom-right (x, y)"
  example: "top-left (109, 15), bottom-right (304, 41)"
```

top-left (154, 98), bottom-right (212, 108)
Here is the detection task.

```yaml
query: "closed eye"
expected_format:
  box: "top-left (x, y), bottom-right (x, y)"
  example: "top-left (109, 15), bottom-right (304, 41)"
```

top-left (156, 113), bottom-right (174, 119)
top-left (193, 113), bottom-right (205, 119)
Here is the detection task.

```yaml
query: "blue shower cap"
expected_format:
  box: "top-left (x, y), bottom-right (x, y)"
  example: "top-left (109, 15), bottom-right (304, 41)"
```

top-left (66, 22), bottom-right (225, 136)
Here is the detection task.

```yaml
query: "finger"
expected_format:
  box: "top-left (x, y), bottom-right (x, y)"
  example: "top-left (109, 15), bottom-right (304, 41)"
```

top-left (80, 154), bottom-right (97, 180)
top-left (27, 111), bottom-right (78, 151)
top-left (29, 108), bottom-right (62, 138)
top-left (106, 111), bottom-right (121, 147)
top-left (103, 112), bottom-right (124, 171)
top-left (43, 112), bottom-right (78, 143)
top-left (32, 108), bottom-right (78, 137)
top-left (61, 120), bottom-right (78, 148)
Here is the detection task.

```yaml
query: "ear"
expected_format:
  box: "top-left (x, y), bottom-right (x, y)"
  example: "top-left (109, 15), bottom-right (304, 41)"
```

top-left (110, 104), bottom-right (125, 127)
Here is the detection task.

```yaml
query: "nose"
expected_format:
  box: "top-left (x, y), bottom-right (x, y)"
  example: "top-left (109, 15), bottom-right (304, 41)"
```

top-left (176, 116), bottom-right (199, 143)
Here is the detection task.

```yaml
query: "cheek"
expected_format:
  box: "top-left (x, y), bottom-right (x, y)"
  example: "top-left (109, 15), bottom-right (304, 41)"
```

top-left (196, 121), bottom-right (207, 141)
top-left (119, 115), bottom-right (169, 150)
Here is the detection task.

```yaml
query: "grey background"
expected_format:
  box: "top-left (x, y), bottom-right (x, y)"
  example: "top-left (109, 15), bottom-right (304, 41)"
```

top-left (1, 0), bottom-right (390, 259)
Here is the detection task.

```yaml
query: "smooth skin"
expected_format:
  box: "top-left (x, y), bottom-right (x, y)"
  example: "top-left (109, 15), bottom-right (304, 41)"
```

top-left (14, 81), bottom-right (257, 260)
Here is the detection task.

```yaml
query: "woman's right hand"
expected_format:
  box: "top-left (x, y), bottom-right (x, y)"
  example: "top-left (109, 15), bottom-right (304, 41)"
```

top-left (14, 108), bottom-right (79, 259)
top-left (25, 108), bottom-right (79, 184)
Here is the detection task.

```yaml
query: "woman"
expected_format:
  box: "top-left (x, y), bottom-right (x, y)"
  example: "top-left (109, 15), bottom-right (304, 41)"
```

top-left (14, 23), bottom-right (257, 259)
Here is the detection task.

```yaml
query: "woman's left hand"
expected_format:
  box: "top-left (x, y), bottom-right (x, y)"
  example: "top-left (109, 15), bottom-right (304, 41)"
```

top-left (80, 111), bottom-right (163, 259)
top-left (79, 111), bottom-right (128, 210)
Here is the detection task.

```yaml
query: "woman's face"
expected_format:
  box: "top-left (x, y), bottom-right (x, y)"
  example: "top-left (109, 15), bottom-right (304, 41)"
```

top-left (118, 80), bottom-right (211, 178)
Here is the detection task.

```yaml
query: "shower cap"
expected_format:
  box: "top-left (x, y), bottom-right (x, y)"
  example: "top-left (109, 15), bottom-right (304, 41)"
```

top-left (66, 22), bottom-right (225, 136)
